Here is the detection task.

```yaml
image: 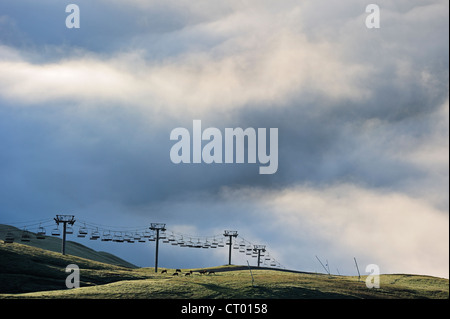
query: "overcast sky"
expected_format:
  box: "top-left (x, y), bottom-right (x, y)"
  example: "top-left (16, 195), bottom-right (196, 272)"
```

top-left (0, 0), bottom-right (448, 278)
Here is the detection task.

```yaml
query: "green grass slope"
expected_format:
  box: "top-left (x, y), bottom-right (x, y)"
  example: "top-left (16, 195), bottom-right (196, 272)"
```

top-left (0, 240), bottom-right (448, 299)
top-left (0, 224), bottom-right (136, 268)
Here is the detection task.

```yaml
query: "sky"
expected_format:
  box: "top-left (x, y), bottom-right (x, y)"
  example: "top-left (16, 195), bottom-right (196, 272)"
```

top-left (0, 0), bottom-right (448, 278)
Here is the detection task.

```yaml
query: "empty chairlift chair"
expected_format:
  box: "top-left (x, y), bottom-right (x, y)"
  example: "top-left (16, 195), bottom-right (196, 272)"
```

top-left (21, 229), bottom-right (31, 242)
top-left (78, 225), bottom-right (88, 238)
top-left (113, 232), bottom-right (124, 243)
top-left (101, 230), bottom-right (112, 242)
top-left (123, 232), bottom-right (134, 243)
top-left (90, 229), bottom-right (101, 240)
top-left (66, 225), bottom-right (74, 235)
top-left (36, 226), bottom-right (46, 239)
top-left (51, 226), bottom-right (61, 237)
top-left (4, 232), bottom-right (14, 243)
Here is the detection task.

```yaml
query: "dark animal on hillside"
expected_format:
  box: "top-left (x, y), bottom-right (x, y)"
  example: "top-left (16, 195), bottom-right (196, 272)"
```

top-left (185, 272), bottom-right (190, 276)
top-left (173, 272), bottom-right (179, 276)
top-left (208, 271), bottom-right (215, 275)
top-left (199, 270), bottom-right (207, 274)
top-left (161, 270), bottom-right (167, 274)
top-left (176, 269), bottom-right (182, 272)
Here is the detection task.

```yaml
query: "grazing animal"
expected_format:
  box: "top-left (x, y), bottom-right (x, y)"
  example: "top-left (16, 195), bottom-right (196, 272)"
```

top-left (161, 270), bottom-right (167, 274)
top-left (199, 270), bottom-right (207, 275)
top-left (176, 269), bottom-right (182, 272)
top-left (208, 271), bottom-right (215, 275)
top-left (173, 272), bottom-right (179, 276)
top-left (190, 270), bottom-right (193, 274)
top-left (185, 272), bottom-right (190, 276)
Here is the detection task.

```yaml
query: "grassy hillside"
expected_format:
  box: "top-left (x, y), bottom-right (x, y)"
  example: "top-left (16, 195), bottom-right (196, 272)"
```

top-left (0, 240), bottom-right (448, 299)
top-left (0, 224), bottom-right (136, 268)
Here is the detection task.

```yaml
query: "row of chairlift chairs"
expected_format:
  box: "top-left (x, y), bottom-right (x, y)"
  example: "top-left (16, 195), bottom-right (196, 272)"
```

top-left (3, 225), bottom-right (279, 267)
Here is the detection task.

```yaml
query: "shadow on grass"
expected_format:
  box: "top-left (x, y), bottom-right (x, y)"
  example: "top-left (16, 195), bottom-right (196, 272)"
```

top-left (194, 282), bottom-right (359, 299)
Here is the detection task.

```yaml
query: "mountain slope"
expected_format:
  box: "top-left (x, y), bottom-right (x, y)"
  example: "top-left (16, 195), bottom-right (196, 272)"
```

top-left (0, 240), bottom-right (148, 293)
top-left (0, 224), bottom-right (136, 268)
top-left (0, 240), bottom-right (448, 298)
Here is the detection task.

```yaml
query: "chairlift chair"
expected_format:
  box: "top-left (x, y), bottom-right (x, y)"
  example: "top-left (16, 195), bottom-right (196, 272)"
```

top-left (159, 231), bottom-right (167, 240)
top-left (21, 229), bottom-right (31, 242)
top-left (36, 226), bottom-right (46, 239)
top-left (4, 232), bottom-right (14, 243)
top-left (123, 232), bottom-right (132, 242)
top-left (171, 236), bottom-right (179, 245)
top-left (101, 231), bottom-right (112, 242)
top-left (194, 239), bottom-right (203, 248)
top-left (66, 226), bottom-right (74, 235)
top-left (133, 232), bottom-right (141, 241)
top-left (78, 225), bottom-right (88, 238)
top-left (202, 240), bottom-right (211, 248)
top-left (124, 232), bottom-right (134, 243)
top-left (178, 236), bottom-right (186, 247)
top-left (90, 229), bottom-right (101, 240)
top-left (113, 232), bottom-right (124, 243)
top-left (51, 226), bottom-right (61, 236)
top-left (143, 230), bottom-right (152, 238)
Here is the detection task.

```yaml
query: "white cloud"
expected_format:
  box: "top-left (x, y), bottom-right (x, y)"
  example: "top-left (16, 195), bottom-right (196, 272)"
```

top-left (219, 183), bottom-right (449, 278)
top-left (0, 1), bottom-right (372, 119)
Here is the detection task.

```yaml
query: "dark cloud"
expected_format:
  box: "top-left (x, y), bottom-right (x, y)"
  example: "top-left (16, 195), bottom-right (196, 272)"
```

top-left (0, 0), bottom-right (448, 276)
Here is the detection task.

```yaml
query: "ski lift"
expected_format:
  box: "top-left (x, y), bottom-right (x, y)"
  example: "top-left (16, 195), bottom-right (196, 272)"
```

top-left (178, 236), bottom-right (186, 247)
top-left (159, 231), bottom-right (167, 240)
top-left (186, 238), bottom-right (194, 247)
top-left (124, 232), bottom-right (134, 243)
top-left (51, 226), bottom-right (61, 236)
top-left (143, 230), bottom-right (152, 238)
top-left (113, 232), bottom-right (124, 243)
top-left (202, 240), bottom-right (211, 248)
top-left (78, 225), bottom-right (88, 238)
top-left (66, 226), bottom-right (74, 235)
top-left (133, 232), bottom-right (141, 241)
top-left (148, 234), bottom-right (156, 242)
top-left (90, 229), bottom-right (100, 240)
top-left (36, 226), bottom-right (46, 239)
top-left (4, 232), bottom-right (14, 243)
top-left (171, 236), bottom-right (179, 245)
top-left (233, 242), bottom-right (239, 249)
top-left (21, 230), bottom-right (31, 242)
top-left (101, 231), bottom-right (112, 242)
top-left (217, 239), bottom-right (225, 248)
top-left (138, 237), bottom-right (146, 243)
top-left (194, 239), bottom-right (202, 248)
